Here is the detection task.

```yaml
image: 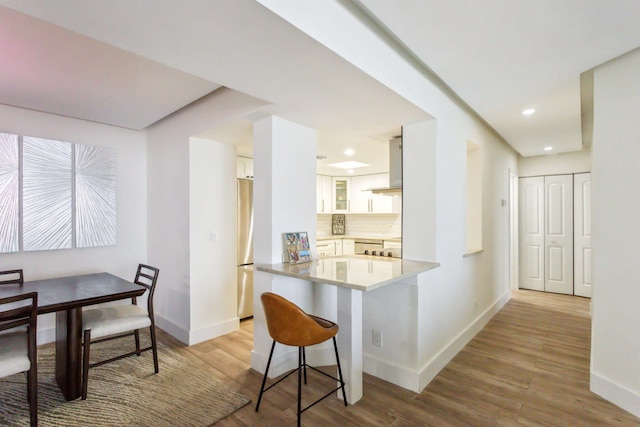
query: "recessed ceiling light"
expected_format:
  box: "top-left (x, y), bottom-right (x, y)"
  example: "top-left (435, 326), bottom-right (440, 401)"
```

top-left (344, 149), bottom-right (355, 156)
top-left (522, 108), bottom-right (535, 116)
top-left (328, 161), bottom-right (370, 169)
top-left (544, 146), bottom-right (553, 151)
top-left (347, 169), bottom-right (354, 174)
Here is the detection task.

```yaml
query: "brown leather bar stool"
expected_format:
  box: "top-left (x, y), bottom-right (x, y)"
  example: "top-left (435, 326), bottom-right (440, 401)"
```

top-left (256, 292), bottom-right (347, 426)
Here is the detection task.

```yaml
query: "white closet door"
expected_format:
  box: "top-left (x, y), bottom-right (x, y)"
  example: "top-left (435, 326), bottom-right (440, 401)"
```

top-left (574, 173), bottom-right (592, 297)
top-left (518, 177), bottom-right (545, 291)
top-left (544, 175), bottom-right (574, 294)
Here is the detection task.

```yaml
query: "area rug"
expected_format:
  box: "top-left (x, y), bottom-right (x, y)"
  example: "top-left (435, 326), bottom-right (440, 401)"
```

top-left (0, 339), bottom-right (251, 426)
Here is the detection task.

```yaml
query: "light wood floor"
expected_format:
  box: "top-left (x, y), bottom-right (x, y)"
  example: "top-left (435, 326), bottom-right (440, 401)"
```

top-left (157, 290), bottom-right (640, 426)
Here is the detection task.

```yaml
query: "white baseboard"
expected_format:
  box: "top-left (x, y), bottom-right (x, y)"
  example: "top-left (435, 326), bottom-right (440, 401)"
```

top-left (37, 326), bottom-right (56, 346)
top-left (188, 318), bottom-right (239, 345)
top-left (363, 354), bottom-right (421, 392)
top-left (155, 313), bottom-right (190, 344)
top-left (363, 289), bottom-right (511, 393)
top-left (591, 372), bottom-right (640, 418)
top-left (156, 313), bottom-right (239, 345)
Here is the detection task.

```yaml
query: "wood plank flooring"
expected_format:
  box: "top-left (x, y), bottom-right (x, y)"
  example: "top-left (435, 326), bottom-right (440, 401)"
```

top-left (157, 290), bottom-right (640, 426)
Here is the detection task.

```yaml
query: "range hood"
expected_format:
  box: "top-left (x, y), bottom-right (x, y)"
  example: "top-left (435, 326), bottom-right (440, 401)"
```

top-left (371, 137), bottom-right (402, 195)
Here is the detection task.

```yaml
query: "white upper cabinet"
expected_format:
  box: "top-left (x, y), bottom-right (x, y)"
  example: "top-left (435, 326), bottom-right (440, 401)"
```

top-left (370, 173), bottom-right (395, 213)
top-left (332, 177), bottom-right (351, 212)
top-left (350, 175), bottom-right (372, 213)
top-left (316, 175), bottom-right (332, 214)
top-left (236, 156), bottom-right (254, 179)
top-left (316, 173), bottom-right (400, 214)
top-left (348, 173), bottom-right (397, 213)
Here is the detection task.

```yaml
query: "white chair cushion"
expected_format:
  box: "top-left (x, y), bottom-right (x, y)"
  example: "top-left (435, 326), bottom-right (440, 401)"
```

top-left (0, 331), bottom-right (30, 378)
top-left (83, 305), bottom-right (151, 339)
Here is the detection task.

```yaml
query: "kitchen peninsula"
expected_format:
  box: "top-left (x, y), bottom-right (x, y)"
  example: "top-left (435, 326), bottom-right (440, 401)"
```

top-left (257, 255), bottom-right (439, 404)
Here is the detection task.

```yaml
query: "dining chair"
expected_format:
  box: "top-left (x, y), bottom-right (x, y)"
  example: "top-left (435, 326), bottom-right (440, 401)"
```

top-left (81, 264), bottom-right (160, 400)
top-left (0, 292), bottom-right (38, 427)
top-left (256, 292), bottom-right (347, 427)
top-left (0, 269), bottom-right (24, 287)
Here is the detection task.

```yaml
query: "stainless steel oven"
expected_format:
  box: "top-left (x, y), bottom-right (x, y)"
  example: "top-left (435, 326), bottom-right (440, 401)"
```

top-left (354, 239), bottom-right (384, 256)
top-left (354, 238), bottom-right (401, 258)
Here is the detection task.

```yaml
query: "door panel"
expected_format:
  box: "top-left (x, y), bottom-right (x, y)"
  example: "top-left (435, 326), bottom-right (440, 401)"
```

top-left (547, 246), bottom-right (565, 282)
top-left (574, 173), bottom-right (592, 297)
top-left (544, 175), bottom-right (573, 294)
top-left (547, 183), bottom-right (566, 236)
top-left (519, 177), bottom-right (544, 291)
top-left (525, 245), bottom-right (543, 280)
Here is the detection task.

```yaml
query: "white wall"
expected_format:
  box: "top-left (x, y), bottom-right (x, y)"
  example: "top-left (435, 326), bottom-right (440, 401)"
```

top-left (146, 88), bottom-right (269, 343)
top-left (189, 137), bottom-right (238, 344)
top-left (257, 1), bottom-right (517, 392)
top-left (590, 48), bottom-right (640, 418)
top-left (518, 147), bottom-right (591, 177)
top-left (0, 104), bottom-right (147, 344)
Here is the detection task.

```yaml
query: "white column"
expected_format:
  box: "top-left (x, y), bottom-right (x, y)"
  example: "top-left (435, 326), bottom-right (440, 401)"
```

top-left (337, 286), bottom-right (363, 404)
top-left (251, 116), bottom-right (318, 374)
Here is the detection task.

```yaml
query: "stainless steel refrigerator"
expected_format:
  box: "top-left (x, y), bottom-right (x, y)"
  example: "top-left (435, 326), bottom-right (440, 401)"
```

top-left (237, 178), bottom-right (254, 319)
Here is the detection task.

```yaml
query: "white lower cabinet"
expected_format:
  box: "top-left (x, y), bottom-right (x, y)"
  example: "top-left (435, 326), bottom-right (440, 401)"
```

top-left (317, 239), bottom-right (344, 256)
top-left (342, 239), bottom-right (355, 255)
top-left (316, 241), bottom-right (335, 256)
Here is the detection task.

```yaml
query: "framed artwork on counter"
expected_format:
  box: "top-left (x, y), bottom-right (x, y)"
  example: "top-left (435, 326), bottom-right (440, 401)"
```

top-left (283, 231), bottom-right (312, 264)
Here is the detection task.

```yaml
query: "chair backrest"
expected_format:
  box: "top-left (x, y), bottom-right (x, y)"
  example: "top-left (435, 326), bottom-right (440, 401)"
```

top-left (261, 292), bottom-right (336, 347)
top-left (0, 292), bottom-right (37, 334)
top-left (0, 269), bottom-right (24, 287)
top-left (134, 264), bottom-right (160, 314)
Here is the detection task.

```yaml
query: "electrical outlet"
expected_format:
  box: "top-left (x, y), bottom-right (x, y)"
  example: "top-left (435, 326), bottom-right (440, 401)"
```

top-left (372, 329), bottom-right (383, 347)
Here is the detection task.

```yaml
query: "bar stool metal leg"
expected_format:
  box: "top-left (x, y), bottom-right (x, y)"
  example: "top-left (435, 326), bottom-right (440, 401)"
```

top-left (302, 347), bottom-right (308, 385)
top-left (333, 336), bottom-right (348, 406)
top-left (256, 340), bottom-right (276, 412)
top-left (297, 347), bottom-right (303, 427)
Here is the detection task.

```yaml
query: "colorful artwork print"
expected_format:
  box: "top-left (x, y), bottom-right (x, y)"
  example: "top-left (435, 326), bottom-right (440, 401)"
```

top-left (283, 232), bottom-right (311, 264)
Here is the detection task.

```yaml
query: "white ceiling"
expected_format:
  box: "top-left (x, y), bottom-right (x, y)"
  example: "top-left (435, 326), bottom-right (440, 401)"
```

top-left (0, 0), bottom-right (639, 171)
top-left (357, 0), bottom-right (640, 157)
top-left (0, 6), bottom-right (220, 130)
top-left (0, 0), bottom-right (429, 175)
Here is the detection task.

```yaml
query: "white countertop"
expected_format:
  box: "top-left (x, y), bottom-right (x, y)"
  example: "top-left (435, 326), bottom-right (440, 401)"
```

top-left (256, 255), bottom-right (439, 292)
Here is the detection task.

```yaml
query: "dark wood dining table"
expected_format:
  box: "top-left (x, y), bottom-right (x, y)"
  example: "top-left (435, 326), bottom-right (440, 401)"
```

top-left (0, 272), bottom-right (146, 401)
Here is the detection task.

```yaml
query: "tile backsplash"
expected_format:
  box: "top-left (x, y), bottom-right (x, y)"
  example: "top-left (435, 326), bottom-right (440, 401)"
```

top-left (317, 214), bottom-right (401, 238)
